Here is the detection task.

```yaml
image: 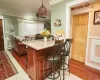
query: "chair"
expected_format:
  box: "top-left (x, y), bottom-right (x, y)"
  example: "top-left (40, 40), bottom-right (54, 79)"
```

top-left (9, 35), bottom-right (27, 56)
top-left (60, 39), bottom-right (72, 80)
top-left (13, 37), bottom-right (27, 56)
top-left (35, 34), bottom-right (44, 40)
top-left (45, 40), bottom-right (64, 80)
top-left (24, 35), bottom-right (35, 41)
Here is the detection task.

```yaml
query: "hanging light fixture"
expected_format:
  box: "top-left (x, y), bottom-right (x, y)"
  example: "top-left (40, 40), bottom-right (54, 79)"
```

top-left (37, 0), bottom-right (47, 18)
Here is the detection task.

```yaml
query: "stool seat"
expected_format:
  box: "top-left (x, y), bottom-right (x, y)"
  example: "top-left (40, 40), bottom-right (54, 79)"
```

top-left (47, 55), bottom-right (60, 62)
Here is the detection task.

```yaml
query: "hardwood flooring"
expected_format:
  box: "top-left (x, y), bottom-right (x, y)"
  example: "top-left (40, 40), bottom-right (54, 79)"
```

top-left (69, 59), bottom-right (100, 80)
top-left (11, 51), bottom-right (100, 80)
top-left (11, 50), bottom-right (27, 72)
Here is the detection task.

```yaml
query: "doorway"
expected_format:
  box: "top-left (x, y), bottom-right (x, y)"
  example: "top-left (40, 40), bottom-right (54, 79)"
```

top-left (71, 13), bottom-right (89, 63)
top-left (0, 19), bottom-right (4, 51)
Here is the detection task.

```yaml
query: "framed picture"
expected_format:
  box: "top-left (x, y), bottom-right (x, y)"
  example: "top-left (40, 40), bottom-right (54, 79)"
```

top-left (54, 19), bottom-right (61, 27)
top-left (94, 10), bottom-right (100, 25)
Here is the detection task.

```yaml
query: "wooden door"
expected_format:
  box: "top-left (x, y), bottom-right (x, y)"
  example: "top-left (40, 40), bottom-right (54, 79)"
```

top-left (71, 13), bottom-right (88, 63)
top-left (0, 19), bottom-right (4, 51)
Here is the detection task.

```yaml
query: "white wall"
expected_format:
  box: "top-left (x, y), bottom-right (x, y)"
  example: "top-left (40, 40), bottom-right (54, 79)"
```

top-left (0, 15), bottom-right (18, 50)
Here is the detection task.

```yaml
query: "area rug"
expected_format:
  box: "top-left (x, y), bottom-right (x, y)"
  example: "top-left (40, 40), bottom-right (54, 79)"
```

top-left (0, 51), bottom-right (17, 80)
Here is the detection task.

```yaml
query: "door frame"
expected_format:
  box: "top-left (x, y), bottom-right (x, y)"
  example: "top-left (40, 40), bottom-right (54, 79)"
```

top-left (0, 15), bottom-right (5, 51)
top-left (65, 0), bottom-right (99, 71)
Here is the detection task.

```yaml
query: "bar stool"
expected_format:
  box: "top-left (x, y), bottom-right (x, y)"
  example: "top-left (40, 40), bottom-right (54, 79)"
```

top-left (45, 40), bottom-right (64, 80)
top-left (35, 34), bottom-right (44, 40)
top-left (60, 39), bottom-right (72, 80)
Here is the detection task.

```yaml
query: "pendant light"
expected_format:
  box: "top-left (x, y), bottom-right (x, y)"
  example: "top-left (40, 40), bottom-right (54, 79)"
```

top-left (37, 0), bottom-right (47, 18)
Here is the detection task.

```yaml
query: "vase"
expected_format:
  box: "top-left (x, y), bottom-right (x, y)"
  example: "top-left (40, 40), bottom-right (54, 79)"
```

top-left (44, 37), bottom-right (47, 42)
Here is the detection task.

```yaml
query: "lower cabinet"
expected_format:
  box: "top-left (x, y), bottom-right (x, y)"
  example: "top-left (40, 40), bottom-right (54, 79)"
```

top-left (27, 47), bottom-right (50, 80)
top-left (36, 56), bottom-right (45, 80)
top-left (27, 47), bottom-right (37, 80)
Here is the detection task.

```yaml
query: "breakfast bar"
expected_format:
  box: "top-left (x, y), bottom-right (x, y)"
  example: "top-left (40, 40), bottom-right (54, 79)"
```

top-left (22, 40), bottom-right (55, 80)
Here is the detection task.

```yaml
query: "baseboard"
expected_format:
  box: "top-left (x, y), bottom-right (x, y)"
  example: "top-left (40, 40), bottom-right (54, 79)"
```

top-left (85, 62), bottom-right (100, 70)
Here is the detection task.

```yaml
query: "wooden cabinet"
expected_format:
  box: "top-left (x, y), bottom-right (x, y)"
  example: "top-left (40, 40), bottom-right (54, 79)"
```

top-left (27, 47), bottom-right (51, 80)
top-left (27, 48), bottom-right (37, 80)
top-left (36, 56), bottom-right (45, 80)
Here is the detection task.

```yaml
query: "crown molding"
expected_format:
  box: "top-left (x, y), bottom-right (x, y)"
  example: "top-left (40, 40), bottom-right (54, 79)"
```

top-left (49, 0), bottom-right (64, 6)
top-left (0, 15), bottom-right (4, 19)
top-left (17, 18), bottom-right (37, 23)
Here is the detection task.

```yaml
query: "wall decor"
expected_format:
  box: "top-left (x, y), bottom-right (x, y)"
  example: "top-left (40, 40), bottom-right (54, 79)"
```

top-left (94, 10), bottom-right (100, 25)
top-left (9, 21), bottom-right (14, 32)
top-left (54, 19), bottom-right (61, 27)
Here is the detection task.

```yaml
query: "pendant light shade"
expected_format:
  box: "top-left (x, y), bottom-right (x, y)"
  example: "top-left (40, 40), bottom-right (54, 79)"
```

top-left (37, 0), bottom-right (47, 18)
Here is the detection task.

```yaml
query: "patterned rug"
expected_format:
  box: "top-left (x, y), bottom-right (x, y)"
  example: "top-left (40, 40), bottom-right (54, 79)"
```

top-left (0, 51), bottom-right (17, 80)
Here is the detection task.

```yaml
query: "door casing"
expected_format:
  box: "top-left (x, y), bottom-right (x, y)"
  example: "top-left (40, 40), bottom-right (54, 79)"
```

top-left (0, 16), bottom-right (5, 51)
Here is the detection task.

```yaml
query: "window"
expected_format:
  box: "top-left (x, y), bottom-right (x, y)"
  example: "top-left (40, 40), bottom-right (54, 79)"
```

top-left (18, 20), bottom-right (44, 36)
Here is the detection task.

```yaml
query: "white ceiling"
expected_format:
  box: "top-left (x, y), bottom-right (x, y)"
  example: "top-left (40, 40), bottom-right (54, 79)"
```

top-left (0, 0), bottom-right (98, 21)
top-left (0, 0), bottom-right (51, 20)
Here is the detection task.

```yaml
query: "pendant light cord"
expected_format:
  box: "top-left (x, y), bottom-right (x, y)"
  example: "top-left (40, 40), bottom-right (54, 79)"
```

top-left (42, 0), bottom-right (43, 5)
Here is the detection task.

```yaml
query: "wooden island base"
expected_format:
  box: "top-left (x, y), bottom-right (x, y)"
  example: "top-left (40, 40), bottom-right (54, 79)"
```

top-left (27, 47), bottom-right (52, 80)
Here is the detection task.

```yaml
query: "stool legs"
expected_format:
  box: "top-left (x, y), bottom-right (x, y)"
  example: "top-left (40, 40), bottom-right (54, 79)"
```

top-left (68, 55), bottom-right (70, 75)
top-left (62, 56), bottom-right (65, 80)
top-left (45, 62), bottom-right (60, 80)
top-left (60, 55), bottom-right (70, 80)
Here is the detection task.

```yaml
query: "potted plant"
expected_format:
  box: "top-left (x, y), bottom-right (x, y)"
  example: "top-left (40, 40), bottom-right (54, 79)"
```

top-left (40, 28), bottom-right (50, 42)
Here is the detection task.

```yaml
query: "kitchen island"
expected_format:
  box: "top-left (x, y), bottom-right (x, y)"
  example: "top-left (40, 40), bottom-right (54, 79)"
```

top-left (22, 40), bottom-right (55, 80)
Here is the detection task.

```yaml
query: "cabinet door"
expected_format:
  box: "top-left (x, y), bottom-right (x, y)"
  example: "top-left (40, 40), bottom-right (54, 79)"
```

top-left (27, 48), bottom-right (36, 80)
top-left (37, 56), bottom-right (45, 80)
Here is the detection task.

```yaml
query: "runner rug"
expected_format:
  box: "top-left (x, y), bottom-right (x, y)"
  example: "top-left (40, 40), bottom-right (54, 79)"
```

top-left (0, 51), bottom-right (17, 80)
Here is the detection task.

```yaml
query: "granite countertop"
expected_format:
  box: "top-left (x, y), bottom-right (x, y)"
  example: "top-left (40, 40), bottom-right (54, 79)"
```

top-left (22, 40), bottom-right (55, 50)
top-left (15, 36), bottom-right (25, 41)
